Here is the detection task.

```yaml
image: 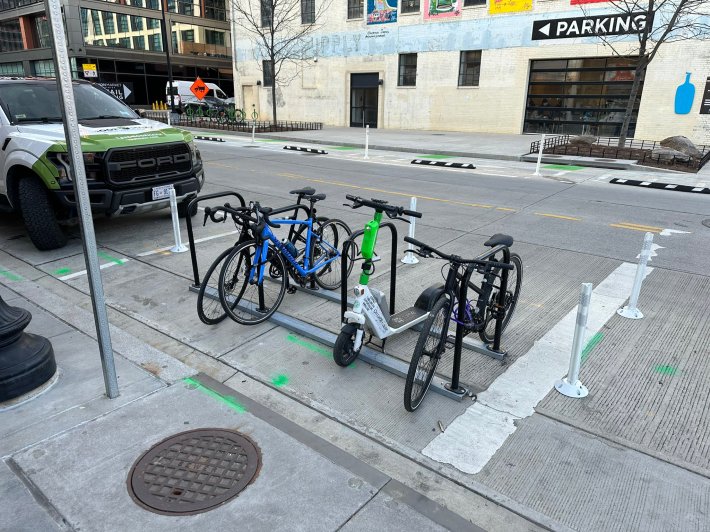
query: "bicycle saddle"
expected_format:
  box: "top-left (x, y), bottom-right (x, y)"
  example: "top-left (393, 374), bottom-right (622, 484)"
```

top-left (484, 234), bottom-right (514, 248)
top-left (308, 193), bottom-right (326, 202)
top-left (289, 187), bottom-right (316, 196)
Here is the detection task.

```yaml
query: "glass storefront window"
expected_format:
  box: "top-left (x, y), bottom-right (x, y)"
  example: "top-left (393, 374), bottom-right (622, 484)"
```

top-left (32, 14), bottom-right (50, 48)
top-left (32, 59), bottom-right (55, 77)
top-left (83, 8), bottom-right (163, 53)
top-left (0, 19), bottom-right (23, 53)
top-left (0, 61), bottom-right (24, 75)
top-left (0, 0), bottom-right (41, 12)
top-left (170, 21), bottom-right (231, 58)
top-left (524, 56), bottom-right (642, 137)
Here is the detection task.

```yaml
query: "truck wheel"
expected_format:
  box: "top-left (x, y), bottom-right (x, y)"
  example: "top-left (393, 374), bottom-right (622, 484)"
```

top-left (18, 176), bottom-right (67, 250)
top-left (178, 197), bottom-right (198, 218)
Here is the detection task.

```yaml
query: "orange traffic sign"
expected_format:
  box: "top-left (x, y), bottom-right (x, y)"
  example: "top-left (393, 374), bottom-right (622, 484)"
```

top-left (190, 77), bottom-right (208, 100)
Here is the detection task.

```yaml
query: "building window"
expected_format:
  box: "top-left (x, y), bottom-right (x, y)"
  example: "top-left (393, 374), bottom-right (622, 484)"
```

top-left (148, 33), bottom-right (162, 51)
top-left (181, 29), bottom-right (195, 42)
top-left (400, 0), bottom-right (419, 13)
top-left (130, 16), bottom-right (143, 31)
top-left (119, 37), bottom-right (131, 48)
top-left (117, 14), bottom-right (128, 33)
top-left (204, 0), bottom-right (226, 21)
top-left (301, 0), bottom-right (315, 23)
top-left (347, 0), bottom-right (363, 19)
top-left (261, 0), bottom-right (272, 27)
top-left (92, 11), bottom-right (102, 35)
top-left (0, 19), bottom-right (23, 52)
top-left (32, 15), bottom-right (50, 48)
top-left (131, 0), bottom-right (144, 7)
top-left (81, 8), bottom-right (88, 37)
top-left (0, 0), bottom-right (42, 12)
top-left (458, 50), bottom-right (481, 86)
top-left (147, 18), bottom-right (160, 29)
top-left (463, 0), bottom-right (486, 6)
top-left (102, 12), bottom-right (115, 33)
top-left (146, 0), bottom-right (159, 9)
top-left (0, 61), bottom-right (24, 76)
top-left (524, 56), bottom-right (643, 137)
top-left (263, 59), bottom-right (273, 87)
top-left (32, 59), bottom-right (54, 77)
top-left (398, 53), bottom-right (417, 86)
top-left (205, 30), bottom-right (225, 46)
top-left (133, 35), bottom-right (145, 49)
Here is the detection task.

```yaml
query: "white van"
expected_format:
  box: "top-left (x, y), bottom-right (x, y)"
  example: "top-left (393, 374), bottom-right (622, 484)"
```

top-left (166, 81), bottom-right (228, 107)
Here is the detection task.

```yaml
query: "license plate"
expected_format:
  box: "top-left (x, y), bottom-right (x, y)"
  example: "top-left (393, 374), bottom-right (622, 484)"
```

top-left (152, 185), bottom-right (173, 201)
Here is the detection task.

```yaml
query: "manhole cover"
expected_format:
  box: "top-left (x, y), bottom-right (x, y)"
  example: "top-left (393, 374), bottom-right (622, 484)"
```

top-left (127, 428), bottom-right (261, 515)
top-left (703, 219), bottom-right (710, 229)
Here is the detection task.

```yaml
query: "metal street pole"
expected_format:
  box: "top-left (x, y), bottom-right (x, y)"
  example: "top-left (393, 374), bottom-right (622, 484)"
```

top-left (161, 0), bottom-right (175, 111)
top-left (45, 0), bottom-right (119, 398)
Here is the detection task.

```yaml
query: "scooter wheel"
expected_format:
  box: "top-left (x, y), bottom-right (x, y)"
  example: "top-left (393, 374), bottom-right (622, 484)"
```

top-left (333, 324), bottom-right (361, 367)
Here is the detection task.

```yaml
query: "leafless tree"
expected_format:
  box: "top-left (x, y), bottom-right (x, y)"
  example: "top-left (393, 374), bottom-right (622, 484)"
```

top-left (581, 0), bottom-right (710, 146)
top-left (230, 0), bottom-right (330, 125)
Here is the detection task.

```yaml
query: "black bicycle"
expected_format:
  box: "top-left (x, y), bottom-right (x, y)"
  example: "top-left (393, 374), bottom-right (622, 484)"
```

top-left (403, 235), bottom-right (522, 412)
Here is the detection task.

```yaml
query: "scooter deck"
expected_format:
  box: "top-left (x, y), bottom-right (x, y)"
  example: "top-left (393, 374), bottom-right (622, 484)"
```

top-left (389, 306), bottom-right (428, 328)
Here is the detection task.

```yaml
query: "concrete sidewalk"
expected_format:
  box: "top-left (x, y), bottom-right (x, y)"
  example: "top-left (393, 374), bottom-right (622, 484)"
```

top-left (0, 283), bottom-right (483, 532)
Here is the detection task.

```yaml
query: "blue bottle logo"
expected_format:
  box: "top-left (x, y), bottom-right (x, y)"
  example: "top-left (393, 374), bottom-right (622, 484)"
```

top-left (675, 72), bottom-right (695, 115)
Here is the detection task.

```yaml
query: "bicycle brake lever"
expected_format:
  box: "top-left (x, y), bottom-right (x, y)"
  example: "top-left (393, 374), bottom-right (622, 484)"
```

top-left (202, 207), bottom-right (211, 227)
top-left (394, 216), bottom-right (411, 224)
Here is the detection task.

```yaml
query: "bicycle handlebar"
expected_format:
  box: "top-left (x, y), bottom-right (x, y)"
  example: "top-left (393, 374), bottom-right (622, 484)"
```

top-left (255, 202), bottom-right (310, 229)
top-left (345, 194), bottom-right (422, 218)
top-left (404, 236), bottom-right (514, 270)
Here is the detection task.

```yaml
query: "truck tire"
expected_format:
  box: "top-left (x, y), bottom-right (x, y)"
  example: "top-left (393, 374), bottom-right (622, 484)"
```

top-left (18, 176), bottom-right (67, 250)
top-left (178, 197), bottom-right (198, 218)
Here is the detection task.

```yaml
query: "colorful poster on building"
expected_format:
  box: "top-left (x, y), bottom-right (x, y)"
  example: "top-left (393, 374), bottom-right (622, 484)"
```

top-left (489, 0), bottom-right (532, 14)
top-left (571, 0), bottom-right (611, 4)
top-left (367, 0), bottom-right (398, 24)
top-left (424, 0), bottom-right (461, 20)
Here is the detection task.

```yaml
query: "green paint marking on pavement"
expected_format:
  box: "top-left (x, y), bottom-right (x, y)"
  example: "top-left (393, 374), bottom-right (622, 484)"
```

top-left (183, 377), bottom-right (246, 413)
top-left (272, 374), bottom-right (289, 387)
top-left (332, 146), bottom-right (359, 150)
top-left (543, 164), bottom-right (586, 171)
top-left (418, 154), bottom-right (454, 160)
top-left (580, 332), bottom-right (604, 364)
top-left (0, 269), bottom-right (22, 281)
top-left (97, 251), bottom-right (124, 265)
top-left (286, 333), bottom-right (356, 368)
top-left (654, 365), bottom-right (677, 376)
top-left (53, 267), bottom-right (72, 276)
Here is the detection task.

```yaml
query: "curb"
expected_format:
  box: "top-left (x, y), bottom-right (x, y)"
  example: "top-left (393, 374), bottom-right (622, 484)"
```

top-left (283, 145), bottom-right (328, 154)
top-left (195, 136), bottom-right (225, 142)
top-left (610, 178), bottom-right (709, 194)
top-left (412, 159), bottom-right (476, 169)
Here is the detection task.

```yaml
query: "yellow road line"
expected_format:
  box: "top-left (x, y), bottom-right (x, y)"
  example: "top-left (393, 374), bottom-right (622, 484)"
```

top-left (533, 212), bottom-right (581, 221)
top-left (614, 222), bottom-right (664, 231)
top-left (610, 223), bottom-right (662, 233)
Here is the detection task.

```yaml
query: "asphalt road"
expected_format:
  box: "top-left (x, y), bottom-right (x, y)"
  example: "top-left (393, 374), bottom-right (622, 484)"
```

top-left (197, 140), bottom-right (710, 277)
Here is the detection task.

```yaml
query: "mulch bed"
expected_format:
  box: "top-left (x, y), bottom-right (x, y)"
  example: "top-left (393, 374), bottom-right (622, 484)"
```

top-left (544, 143), bottom-right (702, 173)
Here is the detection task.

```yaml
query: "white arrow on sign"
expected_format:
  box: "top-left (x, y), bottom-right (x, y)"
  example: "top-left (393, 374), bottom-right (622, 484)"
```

top-left (539, 23), bottom-right (551, 36)
top-left (122, 84), bottom-right (132, 100)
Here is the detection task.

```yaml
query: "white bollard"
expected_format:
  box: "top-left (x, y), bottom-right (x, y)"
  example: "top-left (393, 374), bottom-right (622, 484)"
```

top-left (401, 197), bottom-right (419, 265)
top-left (617, 232), bottom-right (653, 319)
top-left (533, 133), bottom-right (546, 176)
top-left (168, 187), bottom-right (188, 253)
top-left (555, 283), bottom-right (592, 398)
top-left (251, 119), bottom-right (256, 143)
top-left (364, 124), bottom-right (369, 160)
top-left (166, 109), bottom-right (171, 126)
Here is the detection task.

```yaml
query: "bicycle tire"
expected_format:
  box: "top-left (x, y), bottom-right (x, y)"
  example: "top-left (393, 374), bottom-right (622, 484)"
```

top-left (218, 240), bottom-right (287, 325)
top-left (311, 218), bottom-right (354, 290)
top-left (479, 253), bottom-right (523, 344)
top-left (197, 247), bottom-right (235, 325)
top-left (333, 323), bottom-right (361, 367)
top-left (404, 296), bottom-right (450, 412)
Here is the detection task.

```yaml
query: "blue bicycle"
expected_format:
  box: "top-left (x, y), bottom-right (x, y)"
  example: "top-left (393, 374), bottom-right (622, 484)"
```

top-left (218, 195), bottom-right (353, 325)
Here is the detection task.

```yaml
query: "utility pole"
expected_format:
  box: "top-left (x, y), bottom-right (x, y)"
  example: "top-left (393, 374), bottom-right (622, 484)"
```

top-left (160, 0), bottom-right (175, 111)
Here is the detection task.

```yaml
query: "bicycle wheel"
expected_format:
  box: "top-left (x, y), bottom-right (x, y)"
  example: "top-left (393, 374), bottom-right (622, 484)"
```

top-left (311, 218), bottom-right (354, 290)
top-left (218, 240), bottom-right (287, 325)
top-left (479, 253), bottom-right (523, 344)
top-left (197, 247), bottom-right (234, 325)
top-left (333, 323), bottom-right (361, 367)
top-left (404, 296), bottom-right (450, 412)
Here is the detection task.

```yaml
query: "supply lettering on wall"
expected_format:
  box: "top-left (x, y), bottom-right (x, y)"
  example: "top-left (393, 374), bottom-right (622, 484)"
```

top-left (700, 77), bottom-right (710, 115)
top-left (532, 12), bottom-right (651, 40)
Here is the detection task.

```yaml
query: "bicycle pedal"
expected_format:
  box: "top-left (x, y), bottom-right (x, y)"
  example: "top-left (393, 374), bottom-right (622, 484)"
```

top-left (287, 286), bottom-right (297, 294)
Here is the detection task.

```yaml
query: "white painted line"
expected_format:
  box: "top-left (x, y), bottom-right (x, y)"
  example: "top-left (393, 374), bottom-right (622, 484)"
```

top-left (137, 229), bottom-right (240, 257)
top-left (60, 259), bottom-right (129, 281)
top-left (422, 262), bottom-right (652, 474)
top-left (659, 228), bottom-right (691, 236)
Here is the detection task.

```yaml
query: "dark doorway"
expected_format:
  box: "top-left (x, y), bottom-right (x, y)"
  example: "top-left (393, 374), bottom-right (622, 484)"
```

top-left (350, 73), bottom-right (378, 128)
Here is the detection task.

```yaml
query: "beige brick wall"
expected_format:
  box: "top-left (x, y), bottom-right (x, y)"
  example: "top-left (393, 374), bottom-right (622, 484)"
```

top-left (233, 0), bottom-right (709, 144)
